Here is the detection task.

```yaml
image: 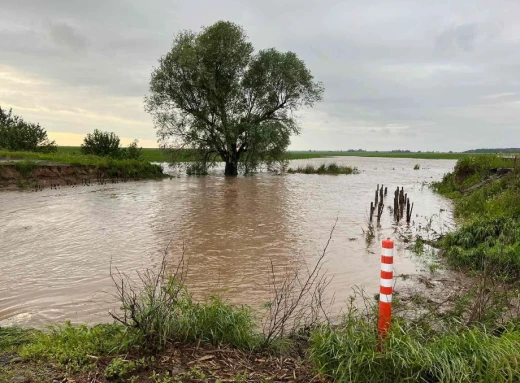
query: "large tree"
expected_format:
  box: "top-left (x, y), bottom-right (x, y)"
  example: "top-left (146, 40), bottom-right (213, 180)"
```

top-left (145, 21), bottom-right (323, 176)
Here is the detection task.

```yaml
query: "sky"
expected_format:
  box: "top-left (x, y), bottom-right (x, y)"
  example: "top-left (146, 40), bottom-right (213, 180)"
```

top-left (1, 0), bottom-right (519, 151)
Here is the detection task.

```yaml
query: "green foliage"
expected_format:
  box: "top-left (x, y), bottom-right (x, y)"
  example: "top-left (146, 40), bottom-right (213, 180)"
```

top-left (434, 155), bottom-right (515, 193)
top-left (125, 139), bottom-right (143, 160)
top-left (433, 155), bottom-right (520, 277)
top-left (20, 322), bottom-right (129, 371)
top-left (180, 297), bottom-right (259, 349)
top-left (145, 20), bottom-right (324, 175)
top-left (0, 106), bottom-right (57, 152)
top-left (443, 216), bottom-right (520, 277)
top-left (104, 357), bottom-right (143, 380)
top-left (186, 161), bottom-right (208, 175)
top-left (310, 317), bottom-right (520, 383)
top-left (14, 160), bottom-right (37, 176)
top-left (115, 275), bottom-right (260, 351)
top-left (287, 163), bottom-right (358, 175)
top-left (81, 129), bottom-right (122, 158)
top-left (0, 327), bottom-right (35, 351)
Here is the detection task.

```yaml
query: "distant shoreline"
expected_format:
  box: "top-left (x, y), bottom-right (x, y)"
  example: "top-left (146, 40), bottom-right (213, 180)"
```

top-left (55, 146), bottom-right (514, 163)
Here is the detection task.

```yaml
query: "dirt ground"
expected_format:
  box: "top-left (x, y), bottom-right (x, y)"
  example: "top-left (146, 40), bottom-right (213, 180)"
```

top-left (0, 343), bottom-right (326, 383)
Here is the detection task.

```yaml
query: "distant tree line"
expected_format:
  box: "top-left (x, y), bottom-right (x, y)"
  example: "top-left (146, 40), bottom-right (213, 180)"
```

top-left (464, 148), bottom-right (520, 153)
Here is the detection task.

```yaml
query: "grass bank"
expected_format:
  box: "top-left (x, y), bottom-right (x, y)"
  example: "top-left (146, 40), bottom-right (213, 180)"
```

top-left (433, 155), bottom-right (520, 277)
top-left (0, 150), bottom-right (165, 190)
top-left (287, 163), bottom-right (358, 175)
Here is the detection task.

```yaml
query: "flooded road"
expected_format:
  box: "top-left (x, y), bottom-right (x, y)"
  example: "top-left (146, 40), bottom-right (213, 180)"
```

top-left (0, 157), bottom-right (456, 327)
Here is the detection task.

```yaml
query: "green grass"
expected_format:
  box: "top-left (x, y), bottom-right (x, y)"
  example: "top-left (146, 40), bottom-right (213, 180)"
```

top-left (113, 275), bottom-right (261, 352)
top-left (1, 294), bottom-right (259, 374)
top-left (287, 163), bottom-right (358, 175)
top-left (0, 150), bottom-right (165, 180)
top-left (433, 155), bottom-right (520, 276)
top-left (310, 317), bottom-right (520, 383)
top-left (57, 146), bottom-right (166, 163)
top-left (18, 323), bottom-right (129, 372)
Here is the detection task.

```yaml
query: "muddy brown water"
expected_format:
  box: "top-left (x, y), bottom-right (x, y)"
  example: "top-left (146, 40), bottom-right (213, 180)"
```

top-left (0, 157), bottom-right (456, 327)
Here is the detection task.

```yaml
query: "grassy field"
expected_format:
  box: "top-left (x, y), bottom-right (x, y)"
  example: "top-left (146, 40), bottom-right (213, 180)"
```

top-left (56, 146), bottom-right (482, 163)
top-left (0, 150), bottom-right (165, 181)
top-left (56, 146), bottom-right (166, 162)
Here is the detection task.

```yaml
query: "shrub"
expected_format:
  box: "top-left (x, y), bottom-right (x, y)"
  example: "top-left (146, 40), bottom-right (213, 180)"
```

top-left (110, 266), bottom-right (260, 351)
top-left (0, 106), bottom-right (57, 152)
top-left (125, 139), bottom-right (142, 160)
top-left (81, 130), bottom-right (122, 158)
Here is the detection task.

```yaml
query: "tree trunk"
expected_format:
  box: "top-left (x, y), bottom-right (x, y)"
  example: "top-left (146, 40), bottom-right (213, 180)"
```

top-left (224, 159), bottom-right (239, 176)
top-left (224, 145), bottom-right (240, 176)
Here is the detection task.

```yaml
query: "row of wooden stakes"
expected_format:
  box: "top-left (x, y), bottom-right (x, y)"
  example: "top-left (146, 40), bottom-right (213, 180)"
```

top-left (369, 184), bottom-right (414, 224)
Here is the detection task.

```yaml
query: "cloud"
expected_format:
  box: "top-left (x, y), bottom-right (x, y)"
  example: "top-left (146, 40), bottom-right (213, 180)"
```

top-left (0, 0), bottom-right (519, 151)
top-left (435, 23), bottom-right (480, 54)
top-left (48, 22), bottom-right (88, 52)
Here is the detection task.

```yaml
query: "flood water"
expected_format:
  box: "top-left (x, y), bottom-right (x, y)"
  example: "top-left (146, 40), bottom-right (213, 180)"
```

top-left (0, 157), bottom-right (456, 327)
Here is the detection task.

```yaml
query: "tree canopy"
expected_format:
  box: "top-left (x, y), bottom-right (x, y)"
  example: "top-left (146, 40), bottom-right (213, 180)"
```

top-left (0, 106), bottom-right (57, 153)
top-left (145, 21), bottom-right (324, 175)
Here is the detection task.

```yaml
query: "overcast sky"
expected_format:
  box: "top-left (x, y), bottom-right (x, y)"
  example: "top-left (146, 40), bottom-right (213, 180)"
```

top-left (1, 0), bottom-right (519, 151)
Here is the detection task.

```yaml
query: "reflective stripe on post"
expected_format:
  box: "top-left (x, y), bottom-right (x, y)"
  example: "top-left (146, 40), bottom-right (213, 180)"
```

top-left (378, 238), bottom-right (394, 343)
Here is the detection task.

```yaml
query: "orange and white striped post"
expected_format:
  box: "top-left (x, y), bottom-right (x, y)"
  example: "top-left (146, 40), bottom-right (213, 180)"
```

top-left (378, 238), bottom-right (394, 343)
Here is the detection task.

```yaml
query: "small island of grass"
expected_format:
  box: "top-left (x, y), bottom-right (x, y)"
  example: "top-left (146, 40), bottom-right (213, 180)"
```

top-left (287, 163), bottom-right (358, 175)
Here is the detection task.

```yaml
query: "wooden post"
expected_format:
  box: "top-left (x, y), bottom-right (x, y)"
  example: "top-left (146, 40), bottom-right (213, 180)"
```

top-left (370, 202), bottom-right (374, 221)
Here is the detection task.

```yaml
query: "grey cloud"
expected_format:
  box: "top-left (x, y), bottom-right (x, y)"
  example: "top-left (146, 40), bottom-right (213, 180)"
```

top-left (435, 23), bottom-right (480, 53)
top-left (48, 23), bottom-right (88, 52)
top-left (0, 0), bottom-right (519, 150)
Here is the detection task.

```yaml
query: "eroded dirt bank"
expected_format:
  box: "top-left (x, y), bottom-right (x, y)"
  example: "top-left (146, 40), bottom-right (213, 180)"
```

top-left (0, 163), bottom-right (164, 191)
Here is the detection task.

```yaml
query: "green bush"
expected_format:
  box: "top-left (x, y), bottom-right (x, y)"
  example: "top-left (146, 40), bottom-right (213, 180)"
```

top-left (125, 139), bottom-right (143, 160)
top-left (81, 130), bottom-right (122, 158)
top-left (113, 275), bottom-right (260, 351)
top-left (0, 106), bottom-right (57, 152)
